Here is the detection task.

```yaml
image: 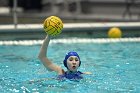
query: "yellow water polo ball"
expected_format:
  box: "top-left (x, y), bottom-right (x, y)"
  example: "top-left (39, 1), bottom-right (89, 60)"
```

top-left (43, 16), bottom-right (63, 36)
top-left (108, 27), bottom-right (122, 38)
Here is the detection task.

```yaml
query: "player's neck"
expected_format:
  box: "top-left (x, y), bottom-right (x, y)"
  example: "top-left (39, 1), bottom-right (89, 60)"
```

top-left (67, 70), bottom-right (77, 74)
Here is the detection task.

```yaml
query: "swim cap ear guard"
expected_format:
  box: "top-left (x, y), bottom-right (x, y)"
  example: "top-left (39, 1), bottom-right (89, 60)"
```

top-left (63, 51), bottom-right (81, 68)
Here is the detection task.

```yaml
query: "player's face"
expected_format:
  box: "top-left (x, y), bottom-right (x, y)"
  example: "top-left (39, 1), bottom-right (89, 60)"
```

top-left (67, 56), bottom-right (80, 72)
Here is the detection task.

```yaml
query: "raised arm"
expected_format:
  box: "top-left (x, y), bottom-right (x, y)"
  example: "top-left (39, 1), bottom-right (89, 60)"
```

top-left (38, 35), bottom-right (64, 75)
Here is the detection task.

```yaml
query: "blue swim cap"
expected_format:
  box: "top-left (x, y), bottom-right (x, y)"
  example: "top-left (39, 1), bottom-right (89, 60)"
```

top-left (63, 51), bottom-right (81, 68)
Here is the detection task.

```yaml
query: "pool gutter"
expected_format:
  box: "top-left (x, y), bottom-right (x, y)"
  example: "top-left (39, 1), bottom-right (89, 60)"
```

top-left (0, 22), bottom-right (140, 40)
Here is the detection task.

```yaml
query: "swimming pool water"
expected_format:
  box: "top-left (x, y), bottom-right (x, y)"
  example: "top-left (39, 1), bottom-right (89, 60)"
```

top-left (0, 41), bottom-right (140, 93)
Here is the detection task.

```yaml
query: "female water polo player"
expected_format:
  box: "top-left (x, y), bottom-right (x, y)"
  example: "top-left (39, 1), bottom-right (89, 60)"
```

top-left (38, 35), bottom-right (91, 80)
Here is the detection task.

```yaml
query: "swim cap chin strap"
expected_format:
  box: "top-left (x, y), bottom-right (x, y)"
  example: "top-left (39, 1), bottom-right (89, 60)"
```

top-left (63, 51), bottom-right (81, 68)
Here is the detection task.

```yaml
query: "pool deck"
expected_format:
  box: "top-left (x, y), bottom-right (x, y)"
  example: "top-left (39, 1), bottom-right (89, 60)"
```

top-left (0, 22), bottom-right (140, 40)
